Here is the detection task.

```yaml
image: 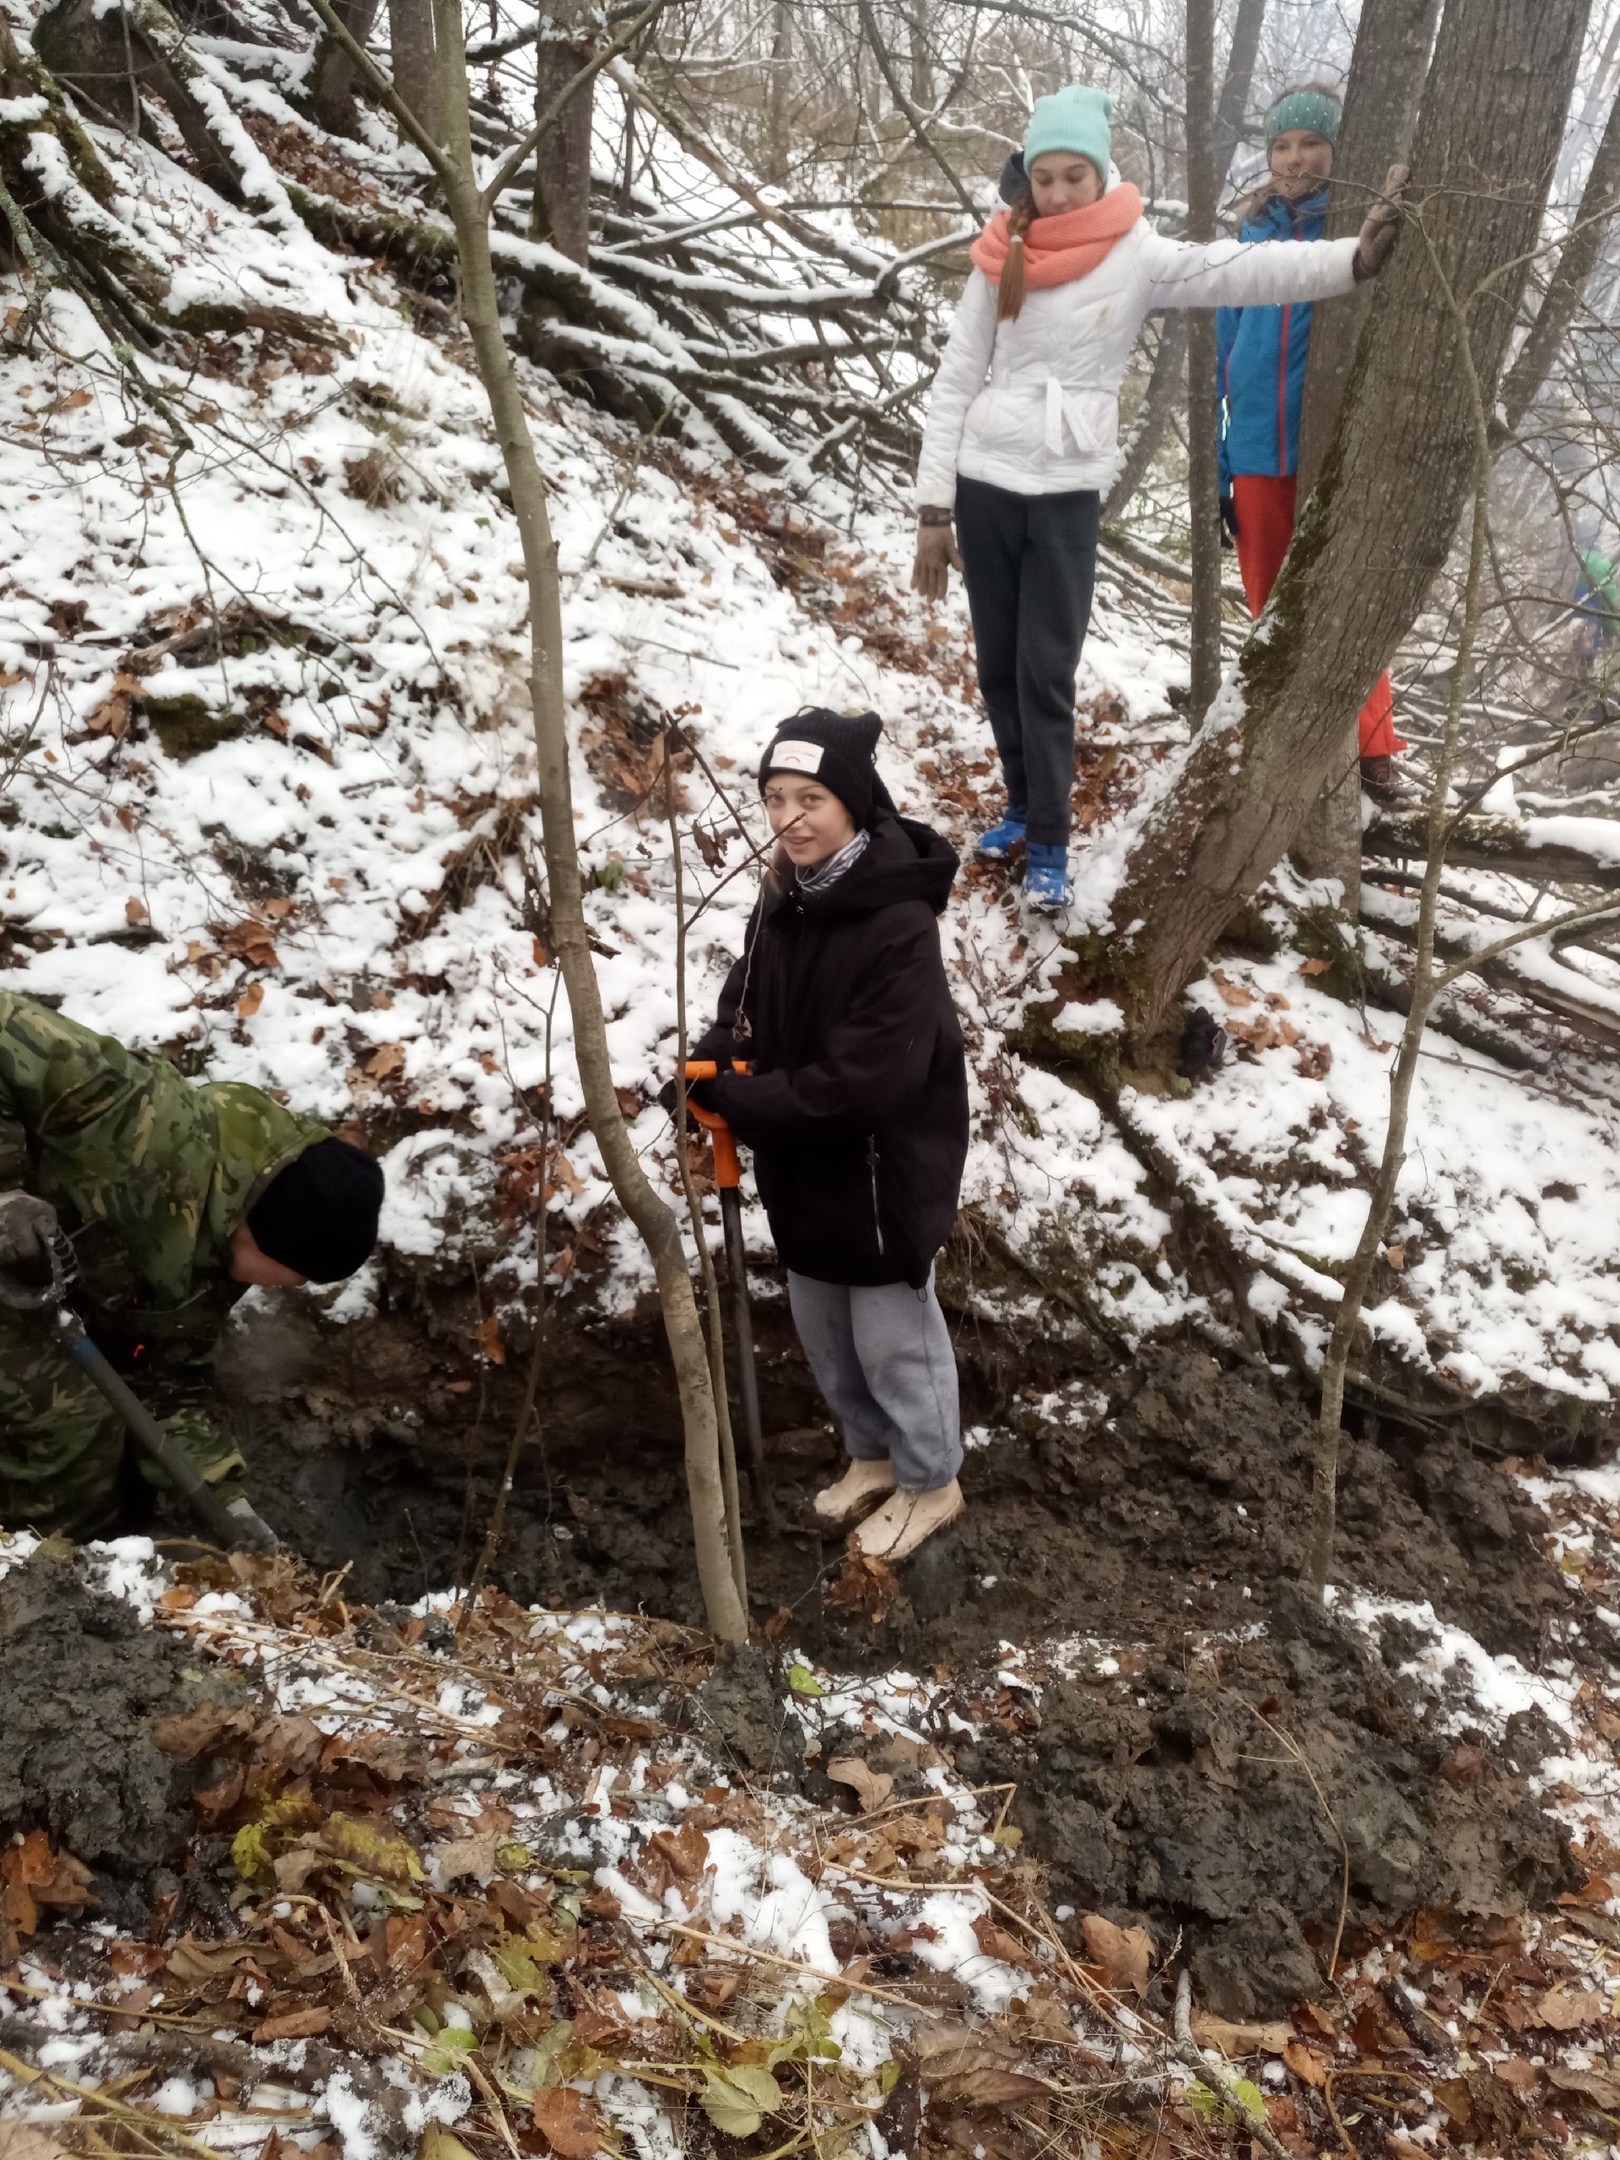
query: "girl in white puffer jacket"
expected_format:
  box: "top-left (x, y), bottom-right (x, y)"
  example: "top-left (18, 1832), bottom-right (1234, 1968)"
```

top-left (912, 84), bottom-right (1400, 911)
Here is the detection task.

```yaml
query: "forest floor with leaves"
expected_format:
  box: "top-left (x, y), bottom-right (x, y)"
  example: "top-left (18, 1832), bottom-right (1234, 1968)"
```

top-left (2, 1421), bottom-right (1619, 2160)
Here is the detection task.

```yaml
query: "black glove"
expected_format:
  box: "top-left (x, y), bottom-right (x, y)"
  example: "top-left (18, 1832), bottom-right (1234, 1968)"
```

top-left (1176, 1007), bottom-right (1228, 1081)
top-left (1219, 493), bottom-right (1238, 551)
top-left (0, 1190), bottom-right (57, 1267)
top-left (657, 1076), bottom-right (719, 1119)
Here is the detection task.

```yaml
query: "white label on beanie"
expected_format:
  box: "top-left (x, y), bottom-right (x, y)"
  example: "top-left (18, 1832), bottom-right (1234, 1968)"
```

top-left (768, 739), bottom-right (825, 774)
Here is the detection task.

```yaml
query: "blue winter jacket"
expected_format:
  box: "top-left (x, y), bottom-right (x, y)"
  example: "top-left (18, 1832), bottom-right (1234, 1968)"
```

top-left (1217, 189), bottom-right (1327, 488)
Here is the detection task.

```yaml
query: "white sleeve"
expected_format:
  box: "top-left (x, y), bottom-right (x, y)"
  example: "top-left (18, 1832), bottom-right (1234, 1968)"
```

top-left (913, 273), bottom-right (998, 511)
top-left (1138, 230), bottom-right (1360, 312)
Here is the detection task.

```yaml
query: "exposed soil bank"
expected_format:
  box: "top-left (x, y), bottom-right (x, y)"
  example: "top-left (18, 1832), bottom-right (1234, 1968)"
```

top-left (0, 1552), bottom-right (243, 1929)
top-left (140, 1299), bottom-right (1595, 2018)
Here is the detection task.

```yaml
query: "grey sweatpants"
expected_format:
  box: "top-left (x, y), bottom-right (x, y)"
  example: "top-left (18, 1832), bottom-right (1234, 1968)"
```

top-left (787, 1271), bottom-right (962, 1493)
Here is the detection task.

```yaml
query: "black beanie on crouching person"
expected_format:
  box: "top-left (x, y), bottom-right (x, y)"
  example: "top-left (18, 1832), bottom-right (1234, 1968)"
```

top-left (247, 1138), bottom-right (385, 1283)
top-left (757, 708), bottom-right (894, 830)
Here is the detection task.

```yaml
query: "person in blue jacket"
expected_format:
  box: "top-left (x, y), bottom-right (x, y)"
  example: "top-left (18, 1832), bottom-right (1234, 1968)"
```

top-left (1217, 85), bottom-right (1405, 800)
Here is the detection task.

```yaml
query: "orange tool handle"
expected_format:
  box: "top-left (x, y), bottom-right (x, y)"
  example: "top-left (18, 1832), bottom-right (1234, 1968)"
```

top-left (680, 1060), bottom-right (751, 1189)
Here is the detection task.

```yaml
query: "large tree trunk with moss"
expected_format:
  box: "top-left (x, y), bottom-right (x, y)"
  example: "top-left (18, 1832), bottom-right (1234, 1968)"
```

top-left (1102, 0), bottom-right (1589, 1056)
top-left (1283, 0), bottom-right (1442, 895)
top-left (1186, 0), bottom-right (1222, 721)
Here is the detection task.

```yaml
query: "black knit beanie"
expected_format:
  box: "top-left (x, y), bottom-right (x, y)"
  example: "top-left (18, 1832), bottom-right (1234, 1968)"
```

top-left (248, 1137), bottom-right (385, 1283)
top-left (757, 708), bottom-right (892, 830)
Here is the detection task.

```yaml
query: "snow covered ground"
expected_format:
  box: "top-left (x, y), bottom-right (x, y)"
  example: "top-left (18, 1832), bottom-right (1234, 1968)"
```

top-left (1, 53), bottom-right (1619, 1430)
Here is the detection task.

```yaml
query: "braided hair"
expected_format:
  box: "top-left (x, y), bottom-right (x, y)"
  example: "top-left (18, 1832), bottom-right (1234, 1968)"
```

top-left (996, 191), bottom-right (1038, 322)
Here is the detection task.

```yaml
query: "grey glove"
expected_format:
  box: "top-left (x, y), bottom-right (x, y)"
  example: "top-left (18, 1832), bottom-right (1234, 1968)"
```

top-left (912, 519), bottom-right (964, 603)
top-left (1353, 164), bottom-right (1408, 282)
top-left (0, 1190), bottom-right (57, 1267)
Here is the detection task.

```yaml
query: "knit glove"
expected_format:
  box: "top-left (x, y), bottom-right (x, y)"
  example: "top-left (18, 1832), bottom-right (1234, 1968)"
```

top-left (1219, 493), bottom-right (1238, 550)
top-left (1353, 164), bottom-right (1408, 282)
top-left (0, 1190), bottom-right (57, 1267)
top-left (912, 519), bottom-right (964, 603)
top-left (656, 1076), bottom-right (719, 1120)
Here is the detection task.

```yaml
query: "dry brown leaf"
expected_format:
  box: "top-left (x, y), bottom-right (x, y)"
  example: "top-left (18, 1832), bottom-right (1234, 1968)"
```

top-left (236, 982), bottom-right (264, 1019)
top-left (1281, 2039), bottom-right (1330, 2087)
top-left (152, 1704), bottom-right (260, 1760)
top-left (0, 2126), bottom-right (74, 2160)
top-left (642, 1823), bottom-right (709, 1889)
top-left (532, 2088), bottom-right (601, 2159)
top-left (434, 1830), bottom-right (502, 1883)
top-left (1492, 2056), bottom-right (1540, 2093)
top-left (124, 896), bottom-right (148, 926)
top-left (252, 2006), bottom-right (331, 2043)
top-left (971, 1911), bottom-right (1037, 1969)
top-left (366, 1042), bottom-right (406, 1080)
top-left (1190, 2011), bottom-right (1291, 2056)
top-left (1211, 969), bottom-right (1255, 1008)
top-left (1533, 1985), bottom-right (1603, 2030)
top-left (475, 1314), bottom-right (505, 1366)
top-left (826, 1544), bottom-right (902, 1621)
top-left (166, 1937), bottom-right (268, 1981)
top-left (417, 2129), bottom-right (480, 2160)
top-left (826, 1757), bottom-right (895, 1814)
top-left (1297, 956), bottom-right (1333, 976)
top-left (84, 691), bottom-right (131, 737)
top-left (909, 2023), bottom-right (1046, 2106)
top-left (217, 918), bottom-right (279, 968)
top-left (1384, 1243), bottom-right (1406, 1271)
top-left (1080, 1912), bottom-right (1152, 1996)
top-left (1548, 2063), bottom-right (1620, 2110)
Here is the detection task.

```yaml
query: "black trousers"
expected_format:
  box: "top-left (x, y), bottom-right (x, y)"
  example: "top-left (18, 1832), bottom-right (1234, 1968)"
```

top-left (955, 475), bottom-right (1100, 848)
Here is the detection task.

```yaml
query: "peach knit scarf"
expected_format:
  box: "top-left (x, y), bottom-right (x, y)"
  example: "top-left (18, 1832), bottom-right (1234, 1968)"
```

top-left (969, 185), bottom-right (1143, 290)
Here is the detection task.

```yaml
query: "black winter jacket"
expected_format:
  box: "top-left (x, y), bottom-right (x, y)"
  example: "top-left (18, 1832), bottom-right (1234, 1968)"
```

top-left (697, 811), bottom-right (969, 1289)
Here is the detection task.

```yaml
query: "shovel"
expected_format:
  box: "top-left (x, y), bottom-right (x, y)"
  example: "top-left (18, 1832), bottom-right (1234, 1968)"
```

top-left (0, 1232), bottom-right (281, 1555)
top-left (682, 1060), bottom-right (778, 1532)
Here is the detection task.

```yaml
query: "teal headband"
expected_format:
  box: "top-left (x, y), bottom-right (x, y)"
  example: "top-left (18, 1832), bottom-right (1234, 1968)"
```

top-left (1265, 89), bottom-right (1341, 145)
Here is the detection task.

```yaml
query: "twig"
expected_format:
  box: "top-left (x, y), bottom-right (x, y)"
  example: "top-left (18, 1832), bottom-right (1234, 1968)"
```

top-left (1170, 1972), bottom-right (1296, 2160)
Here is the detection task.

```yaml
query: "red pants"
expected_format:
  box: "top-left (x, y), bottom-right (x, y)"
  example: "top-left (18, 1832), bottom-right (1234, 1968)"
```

top-left (1230, 473), bottom-right (1403, 758)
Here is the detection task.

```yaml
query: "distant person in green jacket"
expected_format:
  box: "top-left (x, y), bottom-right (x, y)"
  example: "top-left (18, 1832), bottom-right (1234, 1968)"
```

top-left (1575, 548), bottom-right (1620, 665)
top-left (0, 993), bottom-right (383, 1537)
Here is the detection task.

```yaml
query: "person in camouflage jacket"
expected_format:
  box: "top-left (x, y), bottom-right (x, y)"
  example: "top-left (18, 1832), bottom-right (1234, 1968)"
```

top-left (0, 992), bottom-right (384, 1536)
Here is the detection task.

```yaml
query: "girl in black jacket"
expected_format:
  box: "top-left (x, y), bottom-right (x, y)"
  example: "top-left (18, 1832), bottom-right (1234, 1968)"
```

top-left (693, 709), bottom-right (970, 1563)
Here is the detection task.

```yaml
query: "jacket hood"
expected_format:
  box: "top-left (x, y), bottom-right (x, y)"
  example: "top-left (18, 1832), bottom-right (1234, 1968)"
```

top-left (197, 1082), bottom-right (330, 1253)
top-left (786, 810), bottom-right (959, 921)
top-left (1240, 187), bottom-right (1327, 240)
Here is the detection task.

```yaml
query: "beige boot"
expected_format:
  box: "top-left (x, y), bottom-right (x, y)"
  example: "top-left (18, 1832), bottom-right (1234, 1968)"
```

top-left (852, 1480), bottom-right (964, 1564)
top-left (814, 1457), bottom-right (897, 1528)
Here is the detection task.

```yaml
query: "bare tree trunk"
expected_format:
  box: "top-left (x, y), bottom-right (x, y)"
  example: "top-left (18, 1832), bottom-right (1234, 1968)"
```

top-left (1186, 0), bottom-right (1222, 721)
top-left (308, 0), bottom-right (381, 135)
top-left (1213, 0), bottom-right (1268, 179)
top-left (1296, 0), bottom-right (1442, 498)
top-left (1287, 0), bottom-right (1442, 896)
top-left (533, 13), bottom-right (595, 265)
top-left (1497, 87), bottom-right (1620, 436)
top-left (1102, 0), bottom-right (1590, 1056)
top-left (765, 0), bottom-right (790, 184)
top-left (387, 0), bottom-right (439, 144)
top-left (301, 0), bottom-right (750, 1644)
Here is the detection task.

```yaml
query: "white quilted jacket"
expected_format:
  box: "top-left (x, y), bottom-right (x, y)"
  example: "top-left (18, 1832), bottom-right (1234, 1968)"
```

top-left (914, 214), bottom-right (1359, 508)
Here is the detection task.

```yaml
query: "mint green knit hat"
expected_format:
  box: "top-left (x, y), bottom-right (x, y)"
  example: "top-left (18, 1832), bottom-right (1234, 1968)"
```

top-left (1023, 86), bottom-right (1112, 179)
top-left (1265, 87), bottom-right (1341, 144)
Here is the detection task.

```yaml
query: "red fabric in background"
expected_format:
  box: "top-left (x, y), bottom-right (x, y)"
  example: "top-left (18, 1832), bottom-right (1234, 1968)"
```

top-left (1229, 473), bottom-right (1402, 757)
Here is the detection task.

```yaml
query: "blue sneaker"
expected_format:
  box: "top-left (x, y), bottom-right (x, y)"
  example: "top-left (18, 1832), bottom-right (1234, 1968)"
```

top-left (1023, 842), bottom-right (1073, 913)
top-left (975, 807), bottom-right (1028, 859)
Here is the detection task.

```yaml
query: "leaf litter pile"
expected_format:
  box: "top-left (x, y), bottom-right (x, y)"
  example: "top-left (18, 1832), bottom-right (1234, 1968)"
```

top-left (1, 1527), bottom-right (1618, 2160)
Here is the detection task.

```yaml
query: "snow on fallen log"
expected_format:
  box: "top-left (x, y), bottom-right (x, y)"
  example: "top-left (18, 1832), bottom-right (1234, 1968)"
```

top-left (1365, 805), bottom-right (1620, 888)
